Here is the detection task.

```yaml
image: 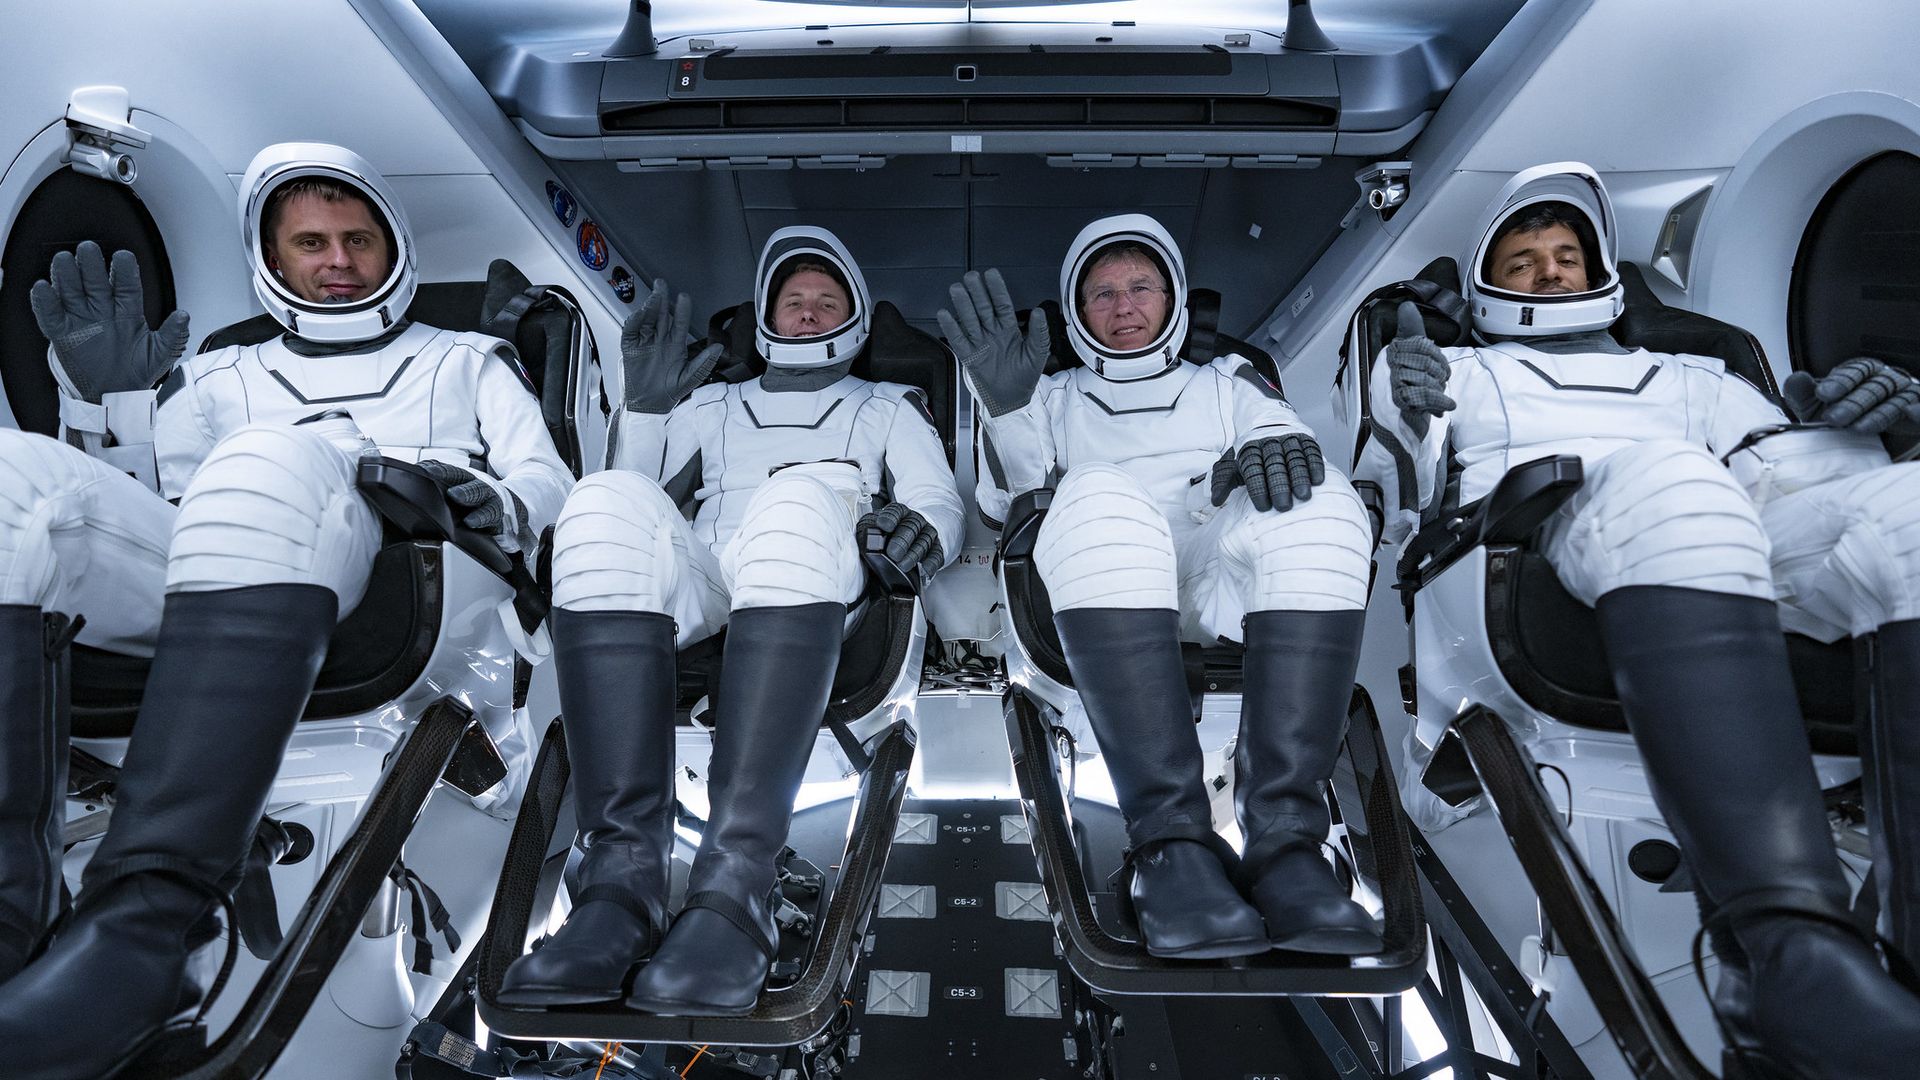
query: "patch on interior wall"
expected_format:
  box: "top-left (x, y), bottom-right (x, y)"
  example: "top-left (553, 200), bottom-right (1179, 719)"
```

top-left (545, 181), bottom-right (577, 227)
top-left (610, 265), bottom-right (635, 303)
top-left (577, 220), bottom-right (609, 271)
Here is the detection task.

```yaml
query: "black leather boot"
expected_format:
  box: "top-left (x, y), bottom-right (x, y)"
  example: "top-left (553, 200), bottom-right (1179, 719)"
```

top-left (1596, 586), bottom-right (1920, 1080)
top-left (0, 585), bottom-right (336, 1079)
top-left (499, 608), bottom-right (677, 1005)
top-left (1053, 608), bottom-right (1267, 959)
top-left (0, 607), bottom-right (74, 984)
top-left (627, 602), bottom-right (843, 1016)
top-left (1863, 618), bottom-right (1920, 974)
top-left (1236, 609), bottom-right (1382, 954)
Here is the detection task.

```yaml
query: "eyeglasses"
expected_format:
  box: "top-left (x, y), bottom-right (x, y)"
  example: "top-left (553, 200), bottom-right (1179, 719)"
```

top-left (1083, 284), bottom-right (1168, 311)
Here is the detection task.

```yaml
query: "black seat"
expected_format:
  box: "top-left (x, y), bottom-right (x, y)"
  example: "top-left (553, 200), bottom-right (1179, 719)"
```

top-left (705, 298), bottom-right (957, 462)
top-left (991, 292), bottom-right (1427, 996)
top-left (69, 261), bottom-right (589, 737)
top-left (996, 289), bottom-right (1282, 696)
top-left (1359, 260), bottom-right (1856, 752)
top-left (476, 300), bottom-right (946, 1045)
top-left (673, 298), bottom-right (954, 730)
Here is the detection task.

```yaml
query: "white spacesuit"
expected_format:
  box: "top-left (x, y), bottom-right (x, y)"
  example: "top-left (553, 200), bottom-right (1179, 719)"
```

top-left (0, 143), bottom-right (568, 1080)
top-left (1363, 163), bottom-right (1920, 1078)
top-left (952, 214), bottom-right (1380, 961)
top-left (498, 226), bottom-right (962, 1017)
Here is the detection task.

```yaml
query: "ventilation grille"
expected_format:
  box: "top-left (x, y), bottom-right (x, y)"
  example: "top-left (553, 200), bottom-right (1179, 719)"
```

top-left (602, 96), bottom-right (1336, 134)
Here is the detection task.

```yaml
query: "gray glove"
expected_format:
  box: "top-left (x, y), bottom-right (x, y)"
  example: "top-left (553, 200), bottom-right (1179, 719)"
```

top-left (621, 278), bottom-right (724, 414)
top-left (29, 241), bottom-right (191, 404)
top-left (1385, 300), bottom-right (1455, 439)
top-left (858, 502), bottom-right (944, 581)
top-left (417, 460), bottom-right (537, 557)
top-left (1782, 357), bottom-right (1920, 434)
top-left (936, 268), bottom-right (1049, 418)
top-left (1210, 433), bottom-right (1326, 513)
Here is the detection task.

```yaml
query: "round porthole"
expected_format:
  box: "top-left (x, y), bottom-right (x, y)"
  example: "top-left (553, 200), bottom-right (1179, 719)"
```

top-left (0, 168), bottom-right (175, 436)
top-left (1789, 150), bottom-right (1920, 452)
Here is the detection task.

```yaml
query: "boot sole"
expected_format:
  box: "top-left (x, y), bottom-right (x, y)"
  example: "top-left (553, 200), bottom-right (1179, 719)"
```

top-left (495, 983), bottom-right (632, 1007)
top-left (1142, 933), bottom-right (1271, 960)
top-left (1268, 927), bottom-right (1385, 956)
top-left (625, 991), bottom-right (759, 1017)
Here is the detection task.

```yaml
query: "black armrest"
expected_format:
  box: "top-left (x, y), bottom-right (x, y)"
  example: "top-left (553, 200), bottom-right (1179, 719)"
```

top-left (1396, 455), bottom-right (1585, 593)
top-left (997, 488), bottom-right (1055, 564)
top-left (356, 457), bottom-right (550, 634)
top-left (859, 528), bottom-right (922, 597)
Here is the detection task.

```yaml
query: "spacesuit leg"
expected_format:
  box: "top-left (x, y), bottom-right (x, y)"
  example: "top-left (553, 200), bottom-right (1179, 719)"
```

top-left (1540, 440), bottom-right (1920, 1077)
top-left (0, 429), bottom-right (174, 984)
top-left (1032, 462), bottom-right (1268, 959)
top-left (1198, 474), bottom-right (1383, 954)
top-left (500, 471), bottom-right (724, 1005)
top-left (1761, 462), bottom-right (1920, 973)
top-left (629, 467), bottom-right (864, 1015)
top-left (0, 423), bottom-right (381, 1078)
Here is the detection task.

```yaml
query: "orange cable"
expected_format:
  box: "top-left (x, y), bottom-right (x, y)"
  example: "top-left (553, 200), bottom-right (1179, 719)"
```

top-left (680, 1044), bottom-right (711, 1077)
top-left (593, 1041), bottom-right (623, 1080)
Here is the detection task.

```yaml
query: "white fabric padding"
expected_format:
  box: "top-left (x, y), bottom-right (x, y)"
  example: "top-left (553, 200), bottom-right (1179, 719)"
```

top-left (550, 469), bottom-right (731, 645)
top-left (1763, 462), bottom-right (1920, 640)
top-left (164, 423), bottom-right (381, 612)
top-left (1180, 471), bottom-right (1371, 638)
top-left (1034, 462), bottom-right (1178, 611)
top-left (0, 429), bottom-right (172, 655)
top-left (1538, 439), bottom-right (1772, 605)
top-left (723, 465), bottom-right (865, 611)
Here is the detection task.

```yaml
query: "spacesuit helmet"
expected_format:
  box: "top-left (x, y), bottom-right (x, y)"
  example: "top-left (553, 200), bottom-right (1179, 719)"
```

top-left (1061, 214), bottom-right (1190, 382)
top-left (1466, 162), bottom-right (1624, 340)
top-left (754, 226), bottom-right (872, 369)
top-left (241, 142), bottom-right (417, 345)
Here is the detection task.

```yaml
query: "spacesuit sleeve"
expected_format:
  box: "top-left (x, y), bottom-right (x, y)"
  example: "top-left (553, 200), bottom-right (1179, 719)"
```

top-left (1224, 358), bottom-right (1313, 449)
top-left (1704, 367), bottom-right (1793, 452)
top-left (1357, 343), bottom-right (1457, 546)
top-left (473, 343), bottom-right (573, 537)
top-left (153, 363), bottom-right (219, 502)
top-left (973, 378), bottom-right (1059, 529)
top-left (605, 392), bottom-right (702, 489)
top-left (881, 389), bottom-right (966, 570)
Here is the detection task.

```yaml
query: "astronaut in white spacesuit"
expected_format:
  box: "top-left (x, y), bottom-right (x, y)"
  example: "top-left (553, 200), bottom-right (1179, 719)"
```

top-left (945, 215), bottom-right (1380, 959)
top-left (0, 143), bottom-right (568, 1077)
top-left (496, 226), bottom-right (962, 1016)
top-left (1367, 162), bottom-right (1920, 1077)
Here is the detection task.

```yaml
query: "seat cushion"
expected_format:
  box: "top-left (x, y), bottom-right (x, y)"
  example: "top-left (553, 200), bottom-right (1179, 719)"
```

top-left (71, 542), bottom-right (443, 738)
top-left (1489, 546), bottom-right (1857, 753)
top-left (674, 589), bottom-right (919, 728)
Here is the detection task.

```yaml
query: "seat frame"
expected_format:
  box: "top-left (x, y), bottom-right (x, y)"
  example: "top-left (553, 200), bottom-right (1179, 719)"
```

top-left (65, 264), bottom-right (597, 1080)
top-left (986, 298), bottom-right (1429, 997)
top-left (1344, 263), bottom-right (1875, 1074)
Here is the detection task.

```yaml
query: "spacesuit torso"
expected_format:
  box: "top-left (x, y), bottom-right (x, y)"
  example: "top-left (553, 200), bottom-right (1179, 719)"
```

top-left (612, 372), bottom-right (963, 559)
top-left (1361, 333), bottom-right (1818, 542)
top-left (1435, 340), bottom-right (1784, 503)
top-left (155, 323), bottom-right (571, 522)
top-left (979, 353), bottom-right (1308, 533)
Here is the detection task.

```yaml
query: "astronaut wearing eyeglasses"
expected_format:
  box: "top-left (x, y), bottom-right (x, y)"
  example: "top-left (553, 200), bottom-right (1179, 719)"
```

top-left (943, 214), bottom-right (1381, 960)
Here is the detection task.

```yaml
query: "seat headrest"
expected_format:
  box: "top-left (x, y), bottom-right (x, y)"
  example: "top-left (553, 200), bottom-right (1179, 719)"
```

top-left (1609, 262), bottom-right (1777, 397)
top-left (702, 299), bottom-right (946, 388)
top-left (1025, 287), bottom-right (1280, 386)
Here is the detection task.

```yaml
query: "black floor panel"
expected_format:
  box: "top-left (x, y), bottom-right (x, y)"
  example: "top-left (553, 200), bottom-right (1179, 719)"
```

top-left (839, 798), bottom-right (1087, 1080)
top-left (726, 795), bottom-right (1361, 1080)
